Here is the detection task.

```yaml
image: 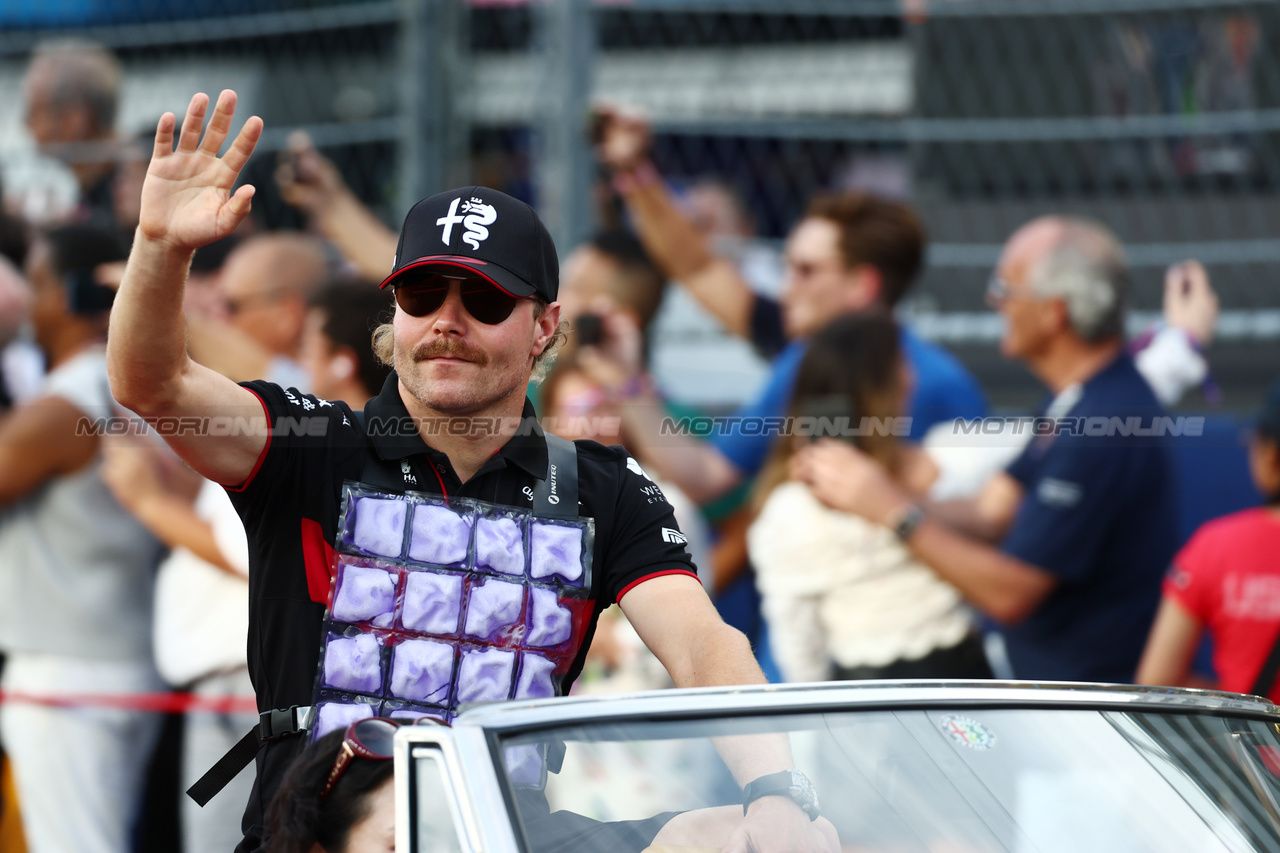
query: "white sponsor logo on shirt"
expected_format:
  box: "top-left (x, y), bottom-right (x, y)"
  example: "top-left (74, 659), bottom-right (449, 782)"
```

top-left (626, 457), bottom-right (653, 481)
top-left (1037, 477), bottom-right (1082, 508)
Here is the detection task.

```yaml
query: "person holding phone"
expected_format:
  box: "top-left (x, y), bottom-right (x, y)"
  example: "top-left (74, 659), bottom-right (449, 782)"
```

top-left (747, 312), bottom-right (993, 683)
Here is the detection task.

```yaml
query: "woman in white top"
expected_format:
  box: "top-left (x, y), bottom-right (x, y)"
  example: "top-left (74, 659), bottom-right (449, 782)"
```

top-left (747, 312), bottom-right (992, 683)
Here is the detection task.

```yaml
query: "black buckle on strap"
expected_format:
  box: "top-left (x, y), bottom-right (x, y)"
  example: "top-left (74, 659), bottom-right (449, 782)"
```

top-left (259, 704), bottom-right (313, 741)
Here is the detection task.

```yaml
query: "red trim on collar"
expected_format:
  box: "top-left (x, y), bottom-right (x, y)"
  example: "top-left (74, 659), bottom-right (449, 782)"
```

top-left (431, 461), bottom-right (449, 501)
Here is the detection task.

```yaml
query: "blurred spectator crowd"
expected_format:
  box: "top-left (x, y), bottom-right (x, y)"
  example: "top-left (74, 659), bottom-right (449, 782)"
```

top-left (1, 37), bottom-right (1277, 853)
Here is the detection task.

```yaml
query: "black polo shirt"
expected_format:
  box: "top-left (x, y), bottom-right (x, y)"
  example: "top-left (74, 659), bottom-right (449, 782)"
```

top-left (226, 373), bottom-right (698, 851)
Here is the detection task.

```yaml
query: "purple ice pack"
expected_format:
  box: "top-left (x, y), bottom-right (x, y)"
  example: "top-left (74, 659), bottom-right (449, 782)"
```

top-left (389, 638), bottom-right (455, 705)
top-left (525, 587), bottom-right (573, 648)
top-left (322, 633), bottom-right (384, 695)
top-left (401, 571), bottom-right (464, 636)
top-left (504, 744), bottom-right (545, 788)
top-left (463, 579), bottom-right (525, 642)
top-left (529, 522), bottom-right (583, 584)
top-left (514, 653), bottom-right (557, 700)
top-left (314, 701), bottom-right (375, 739)
top-left (350, 496), bottom-right (408, 557)
top-left (475, 515), bottom-right (525, 576)
top-left (408, 503), bottom-right (472, 566)
top-left (331, 564), bottom-right (397, 626)
top-left (456, 647), bottom-right (516, 704)
top-left (384, 705), bottom-right (449, 725)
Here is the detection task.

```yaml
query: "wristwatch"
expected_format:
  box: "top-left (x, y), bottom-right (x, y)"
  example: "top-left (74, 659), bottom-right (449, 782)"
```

top-left (741, 769), bottom-right (820, 821)
top-left (889, 503), bottom-right (926, 543)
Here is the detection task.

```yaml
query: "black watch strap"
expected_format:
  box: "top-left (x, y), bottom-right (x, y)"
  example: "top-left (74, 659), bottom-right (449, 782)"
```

top-left (742, 769), bottom-right (820, 820)
top-left (891, 504), bottom-right (926, 543)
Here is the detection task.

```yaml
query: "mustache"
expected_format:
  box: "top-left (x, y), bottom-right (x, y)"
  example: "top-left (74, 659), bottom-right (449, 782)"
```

top-left (410, 338), bottom-right (489, 366)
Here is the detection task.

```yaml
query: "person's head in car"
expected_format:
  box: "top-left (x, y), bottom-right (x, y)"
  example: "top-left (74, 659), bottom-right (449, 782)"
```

top-left (265, 724), bottom-right (395, 853)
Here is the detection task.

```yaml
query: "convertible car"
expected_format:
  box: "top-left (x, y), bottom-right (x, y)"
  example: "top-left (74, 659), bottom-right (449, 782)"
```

top-left (393, 681), bottom-right (1280, 852)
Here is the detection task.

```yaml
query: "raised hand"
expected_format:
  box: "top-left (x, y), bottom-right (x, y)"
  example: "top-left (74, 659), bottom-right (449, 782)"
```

top-left (138, 90), bottom-right (263, 252)
top-left (1163, 259), bottom-right (1218, 347)
top-left (791, 439), bottom-right (905, 526)
top-left (276, 129), bottom-right (346, 215)
top-left (593, 104), bottom-right (652, 173)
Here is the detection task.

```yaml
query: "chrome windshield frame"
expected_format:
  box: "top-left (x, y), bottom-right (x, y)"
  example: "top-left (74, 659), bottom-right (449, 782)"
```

top-left (395, 681), bottom-right (1280, 853)
top-left (456, 680), bottom-right (1280, 737)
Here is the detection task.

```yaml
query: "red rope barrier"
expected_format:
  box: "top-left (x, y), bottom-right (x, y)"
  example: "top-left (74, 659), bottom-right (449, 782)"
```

top-left (0, 689), bottom-right (258, 714)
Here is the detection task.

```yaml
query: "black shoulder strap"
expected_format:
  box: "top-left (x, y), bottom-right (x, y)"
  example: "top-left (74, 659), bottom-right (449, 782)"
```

top-left (1251, 628), bottom-right (1280, 698)
top-left (532, 433), bottom-right (578, 518)
top-left (187, 705), bottom-right (314, 806)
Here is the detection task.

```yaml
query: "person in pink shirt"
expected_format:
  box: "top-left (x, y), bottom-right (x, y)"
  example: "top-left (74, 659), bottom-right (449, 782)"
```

top-left (1137, 378), bottom-right (1280, 698)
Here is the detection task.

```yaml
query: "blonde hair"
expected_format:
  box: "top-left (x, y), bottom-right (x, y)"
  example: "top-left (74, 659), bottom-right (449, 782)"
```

top-left (371, 303), bottom-right (569, 384)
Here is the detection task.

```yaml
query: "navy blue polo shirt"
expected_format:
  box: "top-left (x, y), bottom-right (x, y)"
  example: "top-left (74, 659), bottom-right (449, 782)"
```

top-left (1000, 353), bottom-right (1178, 683)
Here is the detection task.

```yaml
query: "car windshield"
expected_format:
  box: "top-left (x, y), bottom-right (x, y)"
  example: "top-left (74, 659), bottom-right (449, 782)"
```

top-left (498, 706), bottom-right (1280, 852)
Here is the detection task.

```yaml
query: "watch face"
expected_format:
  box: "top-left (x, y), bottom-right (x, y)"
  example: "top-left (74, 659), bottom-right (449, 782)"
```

top-left (788, 770), bottom-right (820, 819)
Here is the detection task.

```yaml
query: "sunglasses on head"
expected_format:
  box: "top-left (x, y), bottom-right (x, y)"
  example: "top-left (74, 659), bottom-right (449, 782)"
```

top-left (393, 273), bottom-right (530, 325)
top-left (318, 717), bottom-right (402, 802)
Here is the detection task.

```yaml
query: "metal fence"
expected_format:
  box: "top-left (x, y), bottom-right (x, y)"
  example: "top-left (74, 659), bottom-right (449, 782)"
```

top-left (3, 0), bottom-right (1278, 407)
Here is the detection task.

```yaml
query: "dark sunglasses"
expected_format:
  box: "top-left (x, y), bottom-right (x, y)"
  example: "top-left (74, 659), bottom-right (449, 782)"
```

top-left (394, 274), bottom-right (530, 325)
top-left (318, 717), bottom-right (402, 802)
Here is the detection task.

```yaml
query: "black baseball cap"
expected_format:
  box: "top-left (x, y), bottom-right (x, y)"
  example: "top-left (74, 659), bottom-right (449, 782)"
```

top-left (379, 186), bottom-right (559, 303)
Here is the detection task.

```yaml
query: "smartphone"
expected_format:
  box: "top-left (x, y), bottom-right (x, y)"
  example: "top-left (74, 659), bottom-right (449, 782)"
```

top-left (576, 313), bottom-right (604, 347)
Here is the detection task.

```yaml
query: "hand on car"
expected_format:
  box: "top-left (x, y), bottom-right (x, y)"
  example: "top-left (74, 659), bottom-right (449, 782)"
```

top-left (724, 799), bottom-right (840, 853)
top-left (791, 439), bottom-right (907, 526)
top-left (1163, 259), bottom-right (1218, 347)
top-left (139, 89), bottom-right (262, 253)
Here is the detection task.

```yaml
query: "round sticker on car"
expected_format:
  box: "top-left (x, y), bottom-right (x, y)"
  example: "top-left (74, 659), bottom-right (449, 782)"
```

top-left (939, 715), bottom-right (997, 750)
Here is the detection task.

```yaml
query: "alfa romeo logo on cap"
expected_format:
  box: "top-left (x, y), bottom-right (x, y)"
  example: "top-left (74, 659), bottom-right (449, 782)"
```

top-left (436, 196), bottom-right (498, 250)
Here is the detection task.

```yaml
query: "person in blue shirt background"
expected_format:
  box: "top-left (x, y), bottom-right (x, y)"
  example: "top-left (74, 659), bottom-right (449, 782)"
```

top-left (582, 111), bottom-right (987, 682)
top-left (577, 184), bottom-right (986, 510)
top-left (792, 216), bottom-right (1177, 684)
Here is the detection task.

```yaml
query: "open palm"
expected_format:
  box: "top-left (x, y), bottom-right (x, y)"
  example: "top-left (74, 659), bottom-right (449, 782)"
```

top-left (138, 90), bottom-right (263, 252)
